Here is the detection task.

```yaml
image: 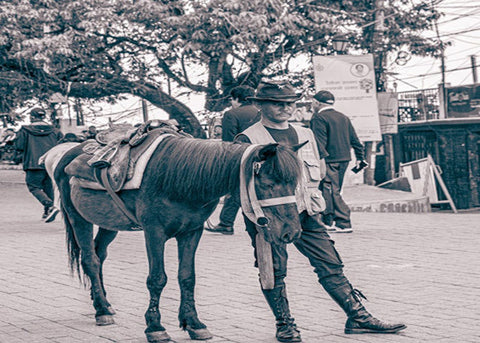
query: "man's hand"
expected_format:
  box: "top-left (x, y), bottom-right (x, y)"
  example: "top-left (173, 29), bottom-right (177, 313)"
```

top-left (352, 160), bottom-right (368, 174)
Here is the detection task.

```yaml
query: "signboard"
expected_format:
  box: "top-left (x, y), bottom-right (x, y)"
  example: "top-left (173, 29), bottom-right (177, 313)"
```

top-left (377, 92), bottom-right (398, 134)
top-left (313, 54), bottom-right (382, 141)
top-left (399, 155), bottom-right (457, 213)
top-left (445, 84), bottom-right (480, 118)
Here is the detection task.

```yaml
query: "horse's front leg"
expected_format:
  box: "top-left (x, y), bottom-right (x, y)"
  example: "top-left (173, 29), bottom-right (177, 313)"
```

top-left (177, 228), bottom-right (212, 340)
top-left (143, 228), bottom-right (171, 343)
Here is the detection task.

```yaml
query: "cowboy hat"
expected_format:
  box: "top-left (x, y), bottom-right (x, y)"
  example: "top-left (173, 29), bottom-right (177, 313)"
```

top-left (248, 80), bottom-right (301, 103)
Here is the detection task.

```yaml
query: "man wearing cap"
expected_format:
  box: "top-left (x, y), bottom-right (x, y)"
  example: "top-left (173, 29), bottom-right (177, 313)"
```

top-left (15, 108), bottom-right (63, 222)
top-left (236, 80), bottom-right (405, 342)
top-left (310, 90), bottom-right (366, 233)
top-left (205, 85), bottom-right (259, 235)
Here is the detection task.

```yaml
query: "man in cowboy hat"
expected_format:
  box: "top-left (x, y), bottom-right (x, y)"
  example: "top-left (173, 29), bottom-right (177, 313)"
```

top-left (15, 107), bottom-right (63, 222)
top-left (235, 80), bottom-right (406, 342)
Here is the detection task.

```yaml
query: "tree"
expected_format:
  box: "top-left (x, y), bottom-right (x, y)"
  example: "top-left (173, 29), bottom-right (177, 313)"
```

top-left (0, 0), bottom-right (442, 136)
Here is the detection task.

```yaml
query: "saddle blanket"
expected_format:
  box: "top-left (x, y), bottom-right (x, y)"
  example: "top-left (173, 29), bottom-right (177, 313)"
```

top-left (72, 133), bottom-right (172, 191)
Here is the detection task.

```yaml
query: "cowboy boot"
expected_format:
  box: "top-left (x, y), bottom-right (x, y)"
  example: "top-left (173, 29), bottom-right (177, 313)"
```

top-left (262, 286), bottom-right (302, 342)
top-left (322, 277), bottom-right (407, 334)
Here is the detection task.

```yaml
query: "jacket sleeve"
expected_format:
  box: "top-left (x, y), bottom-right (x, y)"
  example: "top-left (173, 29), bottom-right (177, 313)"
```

top-left (14, 128), bottom-right (26, 152)
top-left (309, 114), bottom-right (329, 159)
top-left (348, 121), bottom-right (364, 161)
top-left (221, 111), bottom-right (237, 142)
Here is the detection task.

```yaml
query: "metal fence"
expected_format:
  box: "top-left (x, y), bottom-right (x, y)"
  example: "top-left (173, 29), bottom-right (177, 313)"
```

top-left (397, 88), bottom-right (440, 122)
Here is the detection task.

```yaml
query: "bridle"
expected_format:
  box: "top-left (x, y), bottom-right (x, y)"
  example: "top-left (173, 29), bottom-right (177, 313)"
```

top-left (239, 145), bottom-right (297, 239)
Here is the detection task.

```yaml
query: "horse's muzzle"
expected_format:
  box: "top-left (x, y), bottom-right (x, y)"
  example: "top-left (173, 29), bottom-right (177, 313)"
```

top-left (280, 228), bottom-right (301, 244)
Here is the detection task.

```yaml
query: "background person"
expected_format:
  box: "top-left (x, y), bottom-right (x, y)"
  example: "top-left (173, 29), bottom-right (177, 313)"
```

top-left (310, 90), bottom-right (366, 233)
top-left (15, 108), bottom-right (63, 222)
top-left (205, 85), bottom-right (259, 235)
top-left (235, 80), bottom-right (405, 342)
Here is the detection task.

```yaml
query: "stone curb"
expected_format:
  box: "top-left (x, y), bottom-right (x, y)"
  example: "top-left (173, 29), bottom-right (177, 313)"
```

top-left (349, 196), bottom-right (431, 213)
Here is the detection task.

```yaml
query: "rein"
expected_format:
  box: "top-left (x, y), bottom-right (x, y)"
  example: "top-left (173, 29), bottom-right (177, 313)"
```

top-left (239, 144), bottom-right (297, 290)
top-left (239, 145), bottom-right (297, 236)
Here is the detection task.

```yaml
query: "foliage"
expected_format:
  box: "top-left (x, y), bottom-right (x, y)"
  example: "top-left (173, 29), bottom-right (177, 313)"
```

top-left (0, 0), bottom-right (443, 135)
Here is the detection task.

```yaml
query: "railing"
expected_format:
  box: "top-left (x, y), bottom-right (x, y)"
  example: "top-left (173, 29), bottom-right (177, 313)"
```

top-left (397, 88), bottom-right (440, 122)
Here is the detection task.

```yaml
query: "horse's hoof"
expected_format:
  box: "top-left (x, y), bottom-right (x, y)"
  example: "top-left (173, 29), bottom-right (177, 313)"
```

top-left (146, 330), bottom-right (174, 342)
top-left (107, 306), bottom-right (116, 315)
top-left (186, 326), bottom-right (213, 340)
top-left (96, 315), bottom-right (115, 326)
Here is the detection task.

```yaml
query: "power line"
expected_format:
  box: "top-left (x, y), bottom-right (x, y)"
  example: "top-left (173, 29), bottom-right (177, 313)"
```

top-left (437, 8), bottom-right (480, 24)
top-left (401, 63), bottom-right (480, 80)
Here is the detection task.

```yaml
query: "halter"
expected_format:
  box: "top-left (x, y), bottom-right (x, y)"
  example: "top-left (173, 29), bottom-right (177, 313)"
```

top-left (239, 145), bottom-right (297, 237)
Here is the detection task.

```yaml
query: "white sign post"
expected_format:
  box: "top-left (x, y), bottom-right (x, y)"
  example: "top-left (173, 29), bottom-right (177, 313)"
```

top-left (312, 54), bottom-right (382, 142)
top-left (377, 92), bottom-right (398, 134)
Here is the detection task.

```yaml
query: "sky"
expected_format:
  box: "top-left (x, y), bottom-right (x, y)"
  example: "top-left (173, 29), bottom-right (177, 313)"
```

top-left (392, 0), bottom-right (480, 92)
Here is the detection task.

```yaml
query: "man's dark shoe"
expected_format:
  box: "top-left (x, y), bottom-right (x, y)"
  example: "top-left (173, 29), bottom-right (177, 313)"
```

top-left (45, 206), bottom-right (60, 223)
top-left (205, 225), bottom-right (234, 235)
top-left (204, 219), bottom-right (234, 235)
top-left (276, 318), bottom-right (302, 342)
top-left (42, 206), bottom-right (49, 219)
top-left (322, 278), bottom-right (406, 335)
top-left (345, 316), bottom-right (407, 334)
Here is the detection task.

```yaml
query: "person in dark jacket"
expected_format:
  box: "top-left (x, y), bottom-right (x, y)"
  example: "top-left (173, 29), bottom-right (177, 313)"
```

top-left (310, 90), bottom-right (366, 233)
top-left (205, 85), bottom-right (259, 235)
top-left (15, 108), bottom-right (63, 221)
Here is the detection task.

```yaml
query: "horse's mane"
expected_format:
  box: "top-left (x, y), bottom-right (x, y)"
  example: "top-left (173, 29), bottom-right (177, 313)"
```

top-left (147, 136), bottom-right (301, 204)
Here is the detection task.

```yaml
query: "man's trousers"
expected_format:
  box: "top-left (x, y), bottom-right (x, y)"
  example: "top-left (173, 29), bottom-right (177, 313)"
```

top-left (321, 161), bottom-right (352, 229)
top-left (244, 211), bottom-right (344, 287)
top-left (25, 169), bottom-right (54, 207)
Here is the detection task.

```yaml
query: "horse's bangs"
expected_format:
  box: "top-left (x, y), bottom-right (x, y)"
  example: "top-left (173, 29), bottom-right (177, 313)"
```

top-left (260, 146), bottom-right (302, 183)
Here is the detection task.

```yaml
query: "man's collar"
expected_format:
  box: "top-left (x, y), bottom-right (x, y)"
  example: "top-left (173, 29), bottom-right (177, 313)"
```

top-left (318, 106), bottom-right (334, 113)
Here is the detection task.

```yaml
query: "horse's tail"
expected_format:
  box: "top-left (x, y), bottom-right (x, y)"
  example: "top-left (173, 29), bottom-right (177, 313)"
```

top-left (51, 143), bottom-right (85, 281)
top-left (63, 207), bottom-right (82, 280)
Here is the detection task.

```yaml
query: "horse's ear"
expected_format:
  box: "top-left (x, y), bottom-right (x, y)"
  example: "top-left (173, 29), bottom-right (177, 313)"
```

top-left (291, 140), bottom-right (308, 152)
top-left (257, 143), bottom-right (279, 161)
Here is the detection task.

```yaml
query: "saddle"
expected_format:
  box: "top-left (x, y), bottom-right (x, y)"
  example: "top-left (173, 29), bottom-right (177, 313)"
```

top-left (65, 120), bottom-right (182, 192)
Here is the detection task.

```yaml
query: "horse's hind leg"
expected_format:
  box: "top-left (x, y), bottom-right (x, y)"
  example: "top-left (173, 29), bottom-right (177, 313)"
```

top-left (65, 210), bottom-right (115, 326)
top-left (94, 227), bottom-right (118, 315)
top-left (177, 228), bottom-right (212, 340)
top-left (143, 229), bottom-right (171, 342)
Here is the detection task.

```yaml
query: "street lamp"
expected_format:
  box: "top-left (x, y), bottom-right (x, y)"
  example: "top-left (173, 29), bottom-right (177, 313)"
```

top-left (332, 34), bottom-right (349, 55)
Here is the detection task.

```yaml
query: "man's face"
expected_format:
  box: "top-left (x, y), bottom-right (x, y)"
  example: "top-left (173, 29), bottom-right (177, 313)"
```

top-left (230, 97), bottom-right (241, 109)
top-left (258, 101), bottom-right (295, 123)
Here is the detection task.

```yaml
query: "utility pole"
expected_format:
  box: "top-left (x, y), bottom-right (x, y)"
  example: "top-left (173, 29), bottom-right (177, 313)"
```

top-left (364, 0), bottom-right (386, 185)
top-left (432, 0), bottom-right (446, 86)
top-left (141, 99), bottom-right (149, 122)
top-left (471, 55), bottom-right (478, 84)
top-left (431, 0), bottom-right (448, 120)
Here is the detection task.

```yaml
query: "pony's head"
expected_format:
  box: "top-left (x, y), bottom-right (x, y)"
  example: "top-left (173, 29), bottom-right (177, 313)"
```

top-left (241, 143), bottom-right (303, 245)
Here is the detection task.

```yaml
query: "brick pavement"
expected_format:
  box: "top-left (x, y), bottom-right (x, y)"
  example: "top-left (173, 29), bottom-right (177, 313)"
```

top-left (0, 171), bottom-right (479, 343)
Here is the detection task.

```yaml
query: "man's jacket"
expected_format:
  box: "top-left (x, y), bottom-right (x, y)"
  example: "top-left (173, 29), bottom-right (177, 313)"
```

top-left (15, 122), bottom-right (62, 170)
top-left (222, 104), bottom-right (260, 142)
top-left (310, 107), bottom-right (364, 163)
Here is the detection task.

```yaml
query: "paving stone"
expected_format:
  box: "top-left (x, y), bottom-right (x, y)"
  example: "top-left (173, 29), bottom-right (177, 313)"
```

top-left (1, 171), bottom-right (479, 342)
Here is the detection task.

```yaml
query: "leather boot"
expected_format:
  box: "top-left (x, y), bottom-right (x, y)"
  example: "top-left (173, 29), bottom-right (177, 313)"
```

top-left (322, 277), bottom-right (407, 334)
top-left (262, 286), bottom-right (302, 342)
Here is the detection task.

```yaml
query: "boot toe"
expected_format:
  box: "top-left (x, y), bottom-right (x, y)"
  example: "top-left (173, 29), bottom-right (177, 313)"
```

top-left (345, 317), bottom-right (406, 334)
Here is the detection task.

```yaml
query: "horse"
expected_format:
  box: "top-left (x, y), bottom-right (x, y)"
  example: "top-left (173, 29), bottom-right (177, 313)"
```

top-left (48, 129), bottom-right (303, 342)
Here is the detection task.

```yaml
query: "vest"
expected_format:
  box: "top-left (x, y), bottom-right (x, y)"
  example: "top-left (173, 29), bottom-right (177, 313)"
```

top-left (241, 122), bottom-right (326, 215)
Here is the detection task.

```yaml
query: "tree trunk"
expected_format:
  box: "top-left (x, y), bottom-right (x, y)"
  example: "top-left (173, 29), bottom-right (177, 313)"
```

top-left (67, 79), bottom-right (206, 138)
top-left (132, 82), bottom-right (206, 138)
